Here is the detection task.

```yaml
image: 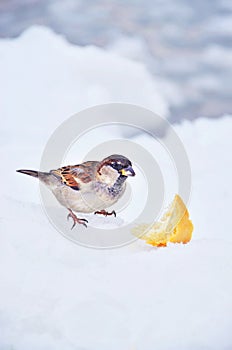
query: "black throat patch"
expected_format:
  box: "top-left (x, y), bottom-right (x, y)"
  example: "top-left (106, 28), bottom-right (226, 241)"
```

top-left (108, 175), bottom-right (127, 196)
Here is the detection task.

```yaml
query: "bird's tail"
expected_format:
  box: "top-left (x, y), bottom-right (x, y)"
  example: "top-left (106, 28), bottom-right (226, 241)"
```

top-left (16, 169), bottom-right (52, 185)
top-left (16, 169), bottom-right (40, 178)
top-left (17, 169), bottom-right (56, 187)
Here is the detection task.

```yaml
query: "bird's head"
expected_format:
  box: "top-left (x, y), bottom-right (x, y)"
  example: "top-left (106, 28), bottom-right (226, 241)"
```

top-left (97, 154), bottom-right (135, 186)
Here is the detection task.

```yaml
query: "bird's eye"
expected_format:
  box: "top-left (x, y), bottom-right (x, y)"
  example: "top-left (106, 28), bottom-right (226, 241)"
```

top-left (110, 161), bottom-right (123, 170)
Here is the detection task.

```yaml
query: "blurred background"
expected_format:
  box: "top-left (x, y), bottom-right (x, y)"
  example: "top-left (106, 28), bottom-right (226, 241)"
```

top-left (0, 0), bottom-right (232, 123)
top-left (1, 3), bottom-right (232, 349)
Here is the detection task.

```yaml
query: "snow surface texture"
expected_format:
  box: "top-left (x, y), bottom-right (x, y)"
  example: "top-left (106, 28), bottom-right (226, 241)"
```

top-left (1, 27), bottom-right (232, 349)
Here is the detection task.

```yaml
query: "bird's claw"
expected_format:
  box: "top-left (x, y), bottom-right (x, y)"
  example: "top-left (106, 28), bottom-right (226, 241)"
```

top-left (94, 209), bottom-right (116, 217)
top-left (67, 209), bottom-right (88, 229)
top-left (71, 218), bottom-right (88, 230)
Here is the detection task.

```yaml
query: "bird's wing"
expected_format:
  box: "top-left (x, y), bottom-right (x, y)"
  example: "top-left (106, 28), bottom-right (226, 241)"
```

top-left (50, 161), bottom-right (98, 191)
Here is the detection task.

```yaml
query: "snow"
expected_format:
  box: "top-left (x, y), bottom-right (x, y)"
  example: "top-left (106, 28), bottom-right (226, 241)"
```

top-left (1, 27), bottom-right (232, 349)
top-left (2, 0), bottom-right (232, 120)
top-left (132, 115), bottom-right (232, 242)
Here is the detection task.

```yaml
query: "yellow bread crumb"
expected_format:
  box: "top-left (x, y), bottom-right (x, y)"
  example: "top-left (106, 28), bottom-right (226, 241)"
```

top-left (131, 194), bottom-right (193, 247)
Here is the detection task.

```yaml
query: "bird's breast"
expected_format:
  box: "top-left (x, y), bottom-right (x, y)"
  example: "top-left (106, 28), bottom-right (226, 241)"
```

top-left (51, 181), bottom-right (126, 213)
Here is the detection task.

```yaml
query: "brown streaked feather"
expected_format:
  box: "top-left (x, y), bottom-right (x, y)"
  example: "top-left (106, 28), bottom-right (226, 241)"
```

top-left (50, 161), bottom-right (98, 191)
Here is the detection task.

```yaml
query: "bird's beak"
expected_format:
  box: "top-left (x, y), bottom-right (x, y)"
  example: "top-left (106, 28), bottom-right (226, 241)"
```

top-left (120, 166), bottom-right (136, 177)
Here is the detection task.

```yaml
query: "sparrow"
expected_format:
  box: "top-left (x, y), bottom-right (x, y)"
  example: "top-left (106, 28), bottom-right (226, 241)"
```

top-left (17, 154), bottom-right (135, 228)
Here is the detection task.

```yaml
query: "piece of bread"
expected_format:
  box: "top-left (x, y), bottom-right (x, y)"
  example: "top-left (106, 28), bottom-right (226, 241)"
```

top-left (131, 194), bottom-right (193, 247)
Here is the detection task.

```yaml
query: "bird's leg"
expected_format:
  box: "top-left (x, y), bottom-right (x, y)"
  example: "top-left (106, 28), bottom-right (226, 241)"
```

top-left (67, 208), bottom-right (88, 229)
top-left (94, 209), bottom-right (116, 217)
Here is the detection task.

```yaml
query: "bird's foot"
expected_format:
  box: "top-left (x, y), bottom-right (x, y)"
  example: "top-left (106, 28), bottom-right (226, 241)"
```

top-left (94, 209), bottom-right (116, 217)
top-left (67, 209), bottom-right (88, 229)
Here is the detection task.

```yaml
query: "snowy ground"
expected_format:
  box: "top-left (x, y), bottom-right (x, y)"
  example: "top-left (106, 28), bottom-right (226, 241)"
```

top-left (1, 28), bottom-right (232, 349)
